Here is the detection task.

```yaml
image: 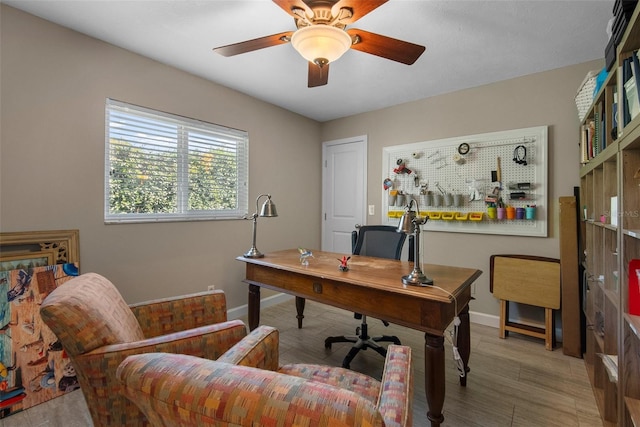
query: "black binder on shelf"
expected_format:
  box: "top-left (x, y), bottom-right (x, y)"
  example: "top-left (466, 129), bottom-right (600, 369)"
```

top-left (631, 50), bottom-right (640, 91)
top-left (613, 0), bottom-right (637, 45)
top-left (623, 56), bottom-right (634, 126)
top-left (606, 37), bottom-right (617, 71)
top-left (623, 51), bottom-right (640, 127)
top-left (613, 0), bottom-right (637, 17)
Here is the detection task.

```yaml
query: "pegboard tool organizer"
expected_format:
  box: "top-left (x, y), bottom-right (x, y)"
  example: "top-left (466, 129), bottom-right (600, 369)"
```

top-left (381, 126), bottom-right (548, 237)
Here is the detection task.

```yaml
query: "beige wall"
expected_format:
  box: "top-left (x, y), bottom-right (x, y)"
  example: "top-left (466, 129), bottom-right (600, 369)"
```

top-left (1, 4), bottom-right (602, 323)
top-left (0, 5), bottom-right (322, 309)
top-left (320, 59), bottom-right (602, 320)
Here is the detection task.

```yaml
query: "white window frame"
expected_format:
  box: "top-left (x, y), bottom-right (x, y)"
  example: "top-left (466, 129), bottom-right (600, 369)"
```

top-left (105, 99), bottom-right (248, 223)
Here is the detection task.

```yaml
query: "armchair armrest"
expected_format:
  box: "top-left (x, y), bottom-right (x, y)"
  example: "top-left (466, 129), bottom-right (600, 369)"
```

top-left (117, 353), bottom-right (385, 427)
top-left (130, 290), bottom-right (228, 338)
top-left (81, 320), bottom-right (247, 363)
top-left (377, 345), bottom-right (413, 427)
top-left (217, 325), bottom-right (279, 371)
top-left (73, 320), bottom-right (247, 425)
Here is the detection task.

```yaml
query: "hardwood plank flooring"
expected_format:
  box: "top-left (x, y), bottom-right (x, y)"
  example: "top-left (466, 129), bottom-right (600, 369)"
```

top-left (3, 299), bottom-right (602, 426)
top-left (256, 300), bottom-right (602, 427)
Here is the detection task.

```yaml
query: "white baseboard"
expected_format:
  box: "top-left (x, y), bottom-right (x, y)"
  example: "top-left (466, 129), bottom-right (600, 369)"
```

top-left (469, 311), bottom-right (499, 329)
top-left (228, 293), bottom-right (294, 321)
top-left (229, 292), bottom-right (499, 331)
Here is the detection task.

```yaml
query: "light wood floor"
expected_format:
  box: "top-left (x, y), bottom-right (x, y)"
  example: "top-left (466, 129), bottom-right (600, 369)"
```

top-left (2, 299), bottom-right (602, 426)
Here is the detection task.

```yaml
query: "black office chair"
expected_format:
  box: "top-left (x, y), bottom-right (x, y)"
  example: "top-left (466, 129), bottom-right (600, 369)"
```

top-left (324, 225), bottom-right (413, 369)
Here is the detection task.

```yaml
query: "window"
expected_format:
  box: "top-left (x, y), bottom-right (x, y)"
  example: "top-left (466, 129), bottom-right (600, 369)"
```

top-left (105, 99), bottom-right (248, 223)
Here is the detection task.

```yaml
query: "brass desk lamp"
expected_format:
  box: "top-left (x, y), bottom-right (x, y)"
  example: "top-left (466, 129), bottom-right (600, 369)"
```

top-left (396, 198), bottom-right (433, 286)
top-left (243, 194), bottom-right (278, 258)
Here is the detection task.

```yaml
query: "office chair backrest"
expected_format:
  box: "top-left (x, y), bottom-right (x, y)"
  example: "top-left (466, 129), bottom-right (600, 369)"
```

top-left (352, 225), bottom-right (407, 260)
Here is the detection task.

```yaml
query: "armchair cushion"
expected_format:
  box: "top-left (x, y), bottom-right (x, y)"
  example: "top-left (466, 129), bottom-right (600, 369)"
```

top-left (279, 345), bottom-right (413, 427)
top-left (40, 272), bottom-right (145, 356)
top-left (277, 364), bottom-right (381, 404)
top-left (130, 289), bottom-right (229, 338)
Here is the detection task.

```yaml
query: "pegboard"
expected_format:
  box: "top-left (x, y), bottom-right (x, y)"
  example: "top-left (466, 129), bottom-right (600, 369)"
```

top-left (382, 126), bottom-right (548, 237)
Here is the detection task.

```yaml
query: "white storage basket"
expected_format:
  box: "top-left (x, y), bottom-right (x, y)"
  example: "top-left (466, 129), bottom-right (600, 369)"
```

top-left (575, 70), bottom-right (599, 122)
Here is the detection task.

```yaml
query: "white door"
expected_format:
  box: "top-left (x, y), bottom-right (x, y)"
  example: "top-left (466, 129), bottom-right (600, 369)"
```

top-left (321, 136), bottom-right (367, 253)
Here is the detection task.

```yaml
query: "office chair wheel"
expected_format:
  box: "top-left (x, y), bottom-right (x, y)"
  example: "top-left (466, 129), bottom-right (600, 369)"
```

top-left (388, 336), bottom-right (402, 345)
top-left (324, 341), bottom-right (332, 349)
top-left (356, 326), bottom-right (361, 335)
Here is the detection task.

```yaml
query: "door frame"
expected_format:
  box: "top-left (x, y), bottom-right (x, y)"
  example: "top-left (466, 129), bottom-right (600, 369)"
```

top-left (321, 135), bottom-right (368, 251)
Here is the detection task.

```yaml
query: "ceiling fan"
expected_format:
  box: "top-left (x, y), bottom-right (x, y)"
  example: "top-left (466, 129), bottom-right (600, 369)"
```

top-left (213, 0), bottom-right (426, 87)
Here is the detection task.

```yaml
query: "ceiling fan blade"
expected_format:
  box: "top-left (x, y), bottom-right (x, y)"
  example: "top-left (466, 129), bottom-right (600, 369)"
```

top-left (272, 0), bottom-right (313, 18)
top-left (308, 62), bottom-right (329, 87)
top-left (346, 28), bottom-right (425, 65)
top-left (332, 0), bottom-right (388, 24)
top-left (213, 32), bottom-right (293, 57)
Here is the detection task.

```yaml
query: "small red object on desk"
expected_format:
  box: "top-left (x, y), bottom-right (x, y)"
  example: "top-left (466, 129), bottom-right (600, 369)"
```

top-left (338, 256), bottom-right (350, 272)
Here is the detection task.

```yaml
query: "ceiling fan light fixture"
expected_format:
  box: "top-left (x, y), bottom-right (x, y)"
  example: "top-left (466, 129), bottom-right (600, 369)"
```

top-left (291, 25), bottom-right (352, 66)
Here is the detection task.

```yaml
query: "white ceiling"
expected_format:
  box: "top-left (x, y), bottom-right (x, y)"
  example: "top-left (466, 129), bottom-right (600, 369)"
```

top-left (4, 0), bottom-right (614, 122)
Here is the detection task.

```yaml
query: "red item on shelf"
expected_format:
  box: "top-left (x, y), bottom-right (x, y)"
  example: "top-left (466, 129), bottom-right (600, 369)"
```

top-left (0, 393), bottom-right (26, 408)
top-left (630, 259), bottom-right (640, 316)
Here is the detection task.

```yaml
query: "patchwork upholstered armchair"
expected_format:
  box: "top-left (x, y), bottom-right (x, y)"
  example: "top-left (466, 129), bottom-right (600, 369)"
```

top-left (40, 272), bottom-right (279, 426)
top-left (116, 344), bottom-right (413, 426)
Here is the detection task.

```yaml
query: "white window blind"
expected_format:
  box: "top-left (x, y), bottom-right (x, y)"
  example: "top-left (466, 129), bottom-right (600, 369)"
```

top-left (105, 99), bottom-right (248, 223)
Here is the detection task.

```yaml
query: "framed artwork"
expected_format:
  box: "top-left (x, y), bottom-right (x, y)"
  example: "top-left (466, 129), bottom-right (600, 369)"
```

top-left (0, 230), bottom-right (80, 417)
top-left (0, 263), bottom-right (80, 417)
top-left (0, 250), bottom-right (57, 272)
top-left (0, 230), bottom-right (79, 265)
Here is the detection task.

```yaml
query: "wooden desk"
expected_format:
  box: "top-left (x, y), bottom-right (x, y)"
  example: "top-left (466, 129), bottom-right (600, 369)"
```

top-left (238, 249), bottom-right (482, 427)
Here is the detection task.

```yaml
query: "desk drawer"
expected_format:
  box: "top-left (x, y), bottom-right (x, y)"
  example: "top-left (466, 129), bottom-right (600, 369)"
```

top-left (245, 263), bottom-right (464, 333)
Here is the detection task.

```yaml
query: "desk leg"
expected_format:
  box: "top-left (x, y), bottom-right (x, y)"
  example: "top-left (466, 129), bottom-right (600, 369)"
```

top-left (424, 333), bottom-right (445, 427)
top-left (248, 284), bottom-right (260, 331)
top-left (458, 304), bottom-right (471, 387)
top-left (295, 296), bottom-right (305, 329)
